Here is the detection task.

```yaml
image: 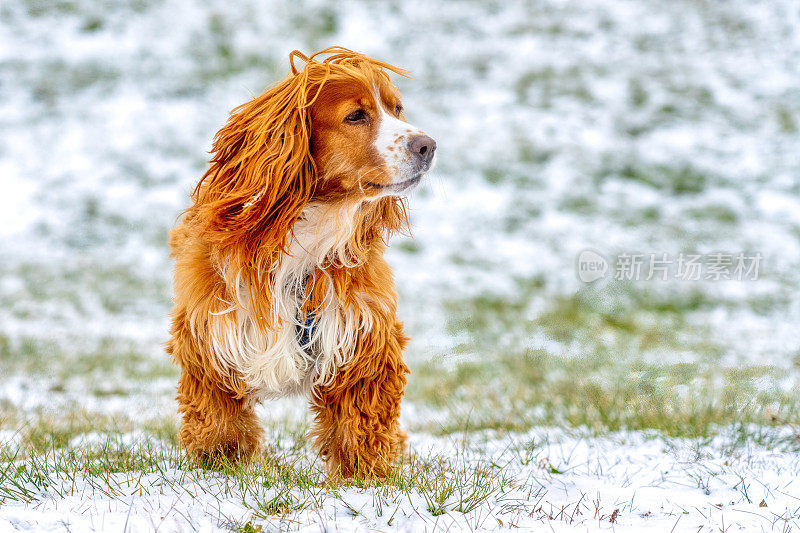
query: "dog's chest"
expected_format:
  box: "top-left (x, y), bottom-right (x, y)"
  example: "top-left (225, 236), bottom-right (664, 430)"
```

top-left (210, 205), bottom-right (366, 397)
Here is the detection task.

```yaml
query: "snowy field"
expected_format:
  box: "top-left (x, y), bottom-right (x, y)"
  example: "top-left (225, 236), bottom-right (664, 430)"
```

top-left (2, 0), bottom-right (800, 530)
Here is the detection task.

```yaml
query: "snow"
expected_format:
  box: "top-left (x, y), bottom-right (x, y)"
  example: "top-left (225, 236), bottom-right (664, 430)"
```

top-left (2, 428), bottom-right (800, 531)
top-left (2, 0), bottom-right (800, 530)
top-left (1, 0), bottom-right (799, 366)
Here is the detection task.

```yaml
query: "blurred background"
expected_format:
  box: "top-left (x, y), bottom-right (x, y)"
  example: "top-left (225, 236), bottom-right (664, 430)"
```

top-left (1, 0), bottom-right (799, 436)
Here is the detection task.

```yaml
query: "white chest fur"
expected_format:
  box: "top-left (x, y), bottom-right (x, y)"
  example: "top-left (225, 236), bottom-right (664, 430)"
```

top-left (207, 203), bottom-right (372, 397)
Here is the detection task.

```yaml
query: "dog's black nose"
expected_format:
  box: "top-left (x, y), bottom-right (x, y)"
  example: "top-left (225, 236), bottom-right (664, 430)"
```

top-left (408, 135), bottom-right (436, 167)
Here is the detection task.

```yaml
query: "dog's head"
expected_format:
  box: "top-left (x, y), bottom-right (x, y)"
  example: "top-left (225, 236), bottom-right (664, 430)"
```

top-left (304, 49), bottom-right (436, 198)
top-left (193, 47), bottom-right (435, 253)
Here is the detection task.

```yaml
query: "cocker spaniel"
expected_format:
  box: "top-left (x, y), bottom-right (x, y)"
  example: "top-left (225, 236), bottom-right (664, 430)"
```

top-left (167, 47), bottom-right (436, 479)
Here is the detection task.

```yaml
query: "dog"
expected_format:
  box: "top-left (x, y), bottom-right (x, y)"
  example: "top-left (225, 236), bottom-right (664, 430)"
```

top-left (167, 47), bottom-right (436, 479)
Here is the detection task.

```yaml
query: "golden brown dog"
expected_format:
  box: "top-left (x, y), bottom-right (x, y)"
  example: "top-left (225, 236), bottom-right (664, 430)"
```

top-left (167, 47), bottom-right (436, 479)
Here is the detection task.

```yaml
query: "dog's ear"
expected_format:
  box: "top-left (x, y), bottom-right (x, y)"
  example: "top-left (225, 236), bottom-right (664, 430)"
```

top-left (193, 74), bottom-right (318, 258)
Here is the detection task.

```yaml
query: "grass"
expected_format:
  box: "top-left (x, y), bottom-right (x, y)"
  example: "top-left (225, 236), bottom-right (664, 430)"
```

top-left (407, 280), bottom-right (800, 440)
top-left (3, 272), bottom-right (797, 528)
top-left (407, 348), bottom-right (800, 441)
top-left (0, 403), bottom-right (179, 454)
top-left (0, 409), bottom-right (514, 530)
top-left (2, 408), bottom-right (799, 530)
top-left (3, 272), bottom-right (797, 447)
top-left (1, 270), bottom-right (797, 527)
top-left (445, 279), bottom-right (724, 356)
top-left (0, 334), bottom-right (175, 381)
top-left (2, 261), bottom-right (170, 317)
top-left (595, 162), bottom-right (713, 195)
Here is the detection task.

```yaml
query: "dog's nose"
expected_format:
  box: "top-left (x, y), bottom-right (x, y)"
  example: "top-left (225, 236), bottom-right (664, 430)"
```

top-left (408, 135), bottom-right (436, 167)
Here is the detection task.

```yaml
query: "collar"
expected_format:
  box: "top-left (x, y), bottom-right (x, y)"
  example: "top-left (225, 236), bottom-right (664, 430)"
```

top-left (297, 279), bottom-right (317, 350)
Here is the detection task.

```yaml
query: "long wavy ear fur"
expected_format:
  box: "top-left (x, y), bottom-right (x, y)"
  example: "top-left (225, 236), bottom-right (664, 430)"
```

top-left (193, 78), bottom-right (315, 260)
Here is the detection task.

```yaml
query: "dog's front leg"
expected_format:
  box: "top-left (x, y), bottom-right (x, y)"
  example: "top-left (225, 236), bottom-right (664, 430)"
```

top-left (310, 318), bottom-right (409, 480)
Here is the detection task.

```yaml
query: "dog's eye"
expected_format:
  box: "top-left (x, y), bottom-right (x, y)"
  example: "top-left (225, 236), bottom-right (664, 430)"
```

top-left (345, 109), bottom-right (368, 123)
top-left (395, 104), bottom-right (403, 117)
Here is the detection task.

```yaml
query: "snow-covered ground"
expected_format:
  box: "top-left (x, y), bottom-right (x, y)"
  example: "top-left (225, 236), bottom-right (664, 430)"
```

top-left (2, 0), bottom-right (800, 530)
top-left (3, 426), bottom-right (800, 532)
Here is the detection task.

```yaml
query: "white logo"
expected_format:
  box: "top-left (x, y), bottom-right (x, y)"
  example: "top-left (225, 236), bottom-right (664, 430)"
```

top-left (577, 250), bottom-right (609, 283)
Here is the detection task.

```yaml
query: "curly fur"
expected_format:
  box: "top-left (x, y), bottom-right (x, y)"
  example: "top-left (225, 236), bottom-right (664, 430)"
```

top-left (166, 47), bottom-right (434, 478)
